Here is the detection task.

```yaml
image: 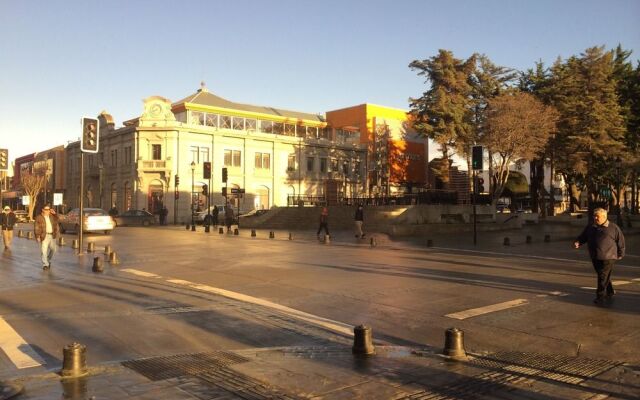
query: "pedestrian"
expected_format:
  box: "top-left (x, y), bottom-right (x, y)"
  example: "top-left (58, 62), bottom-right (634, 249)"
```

top-left (225, 206), bottom-right (234, 232)
top-left (317, 207), bottom-right (329, 239)
top-left (159, 205), bottom-right (168, 225)
top-left (212, 205), bottom-right (219, 227)
top-left (354, 204), bottom-right (365, 239)
top-left (108, 205), bottom-right (119, 217)
top-left (1, 206), bottom-right (17, 251)
top-left (574, 207), bottom-right (625, 305)
top-left (34, 205), bottom-right (60, 270)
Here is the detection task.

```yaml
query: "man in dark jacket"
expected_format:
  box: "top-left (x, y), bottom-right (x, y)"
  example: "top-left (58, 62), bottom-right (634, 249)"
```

top-left (574, 208), bottom-right (625, 304)
top-left (1, 206), bottom-right (17, 250)
top-left (354, 204), bottom-right (365, 239)
top-left (34, 205), bottom-right (60, 270)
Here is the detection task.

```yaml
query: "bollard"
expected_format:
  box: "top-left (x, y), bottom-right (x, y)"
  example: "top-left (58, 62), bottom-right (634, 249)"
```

top-left (27, 231), bottom-right (34, 240)
top-left (370, 237), bottom-right (377, 247)
top-left (191, 224), bottom-right (196, 232)
top-left (544, 234), bottom-right (551, 243)
top-left (58, 237), bottom-right (66, 246)
top-left (61, 342), bottom-right (88, 378)
top-left (426, 239), bottom-right (433, 247)
top-left (219, 227), bottom-right (224, 234)
top-left (104, 245), bottom-right (112, 255)
top-left (288, 232), bottom-right (293, 240)
top-left (526, 235), bottom-right (532, 244)
top-left (251, 229), bottom-right (256, 237)
top-left (72, 239), bottom-right (79, 249)
top-left (443, 328), bottom-right (467, 360)
top-left (92, 257), bottom-right (103, 273)
top-left (18, 230), bottom-right (24, 238)
top-left (205, 225), bottom-right (210, 233)
top-left (324, 234), bottom-right (330, 244)
top-left (269, 231), bottom-right (275, 239)
top-left (352, 325), bottom-right (375, 355)
top-left (503, 237), bottom-right (510, 246)
top-left (185, 224), bottom-right (190, 230)
top-left (87, 242), bottom-right (95, 252)
top-left (234, 228), bottom-right (239, 235)
top-left (108, 251), bottom-right (120, 265)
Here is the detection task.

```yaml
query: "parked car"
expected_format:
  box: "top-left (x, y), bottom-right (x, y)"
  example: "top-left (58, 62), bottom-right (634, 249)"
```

top-left (194, 205), bottom-right (242, 224)
top-left (13, 210), bottom-right (29, 223)
top-left (59, 208), bottom-right (115, 234)
top-left (113, 209), bottom-right (156, 226)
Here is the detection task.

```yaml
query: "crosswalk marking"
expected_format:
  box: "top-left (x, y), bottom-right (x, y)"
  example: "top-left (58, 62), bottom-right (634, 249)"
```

top-left (120, 269), bottom-right (161, 278)
top-left (445, 299), bottom-right (528, 320)
top-left (611, 280), bottom-right (632, 286)
top-left (0, 316), bottom-right (45, 369)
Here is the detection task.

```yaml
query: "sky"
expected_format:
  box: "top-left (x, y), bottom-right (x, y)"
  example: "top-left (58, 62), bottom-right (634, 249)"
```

top-left (1, 0), bottom-right (639, 168)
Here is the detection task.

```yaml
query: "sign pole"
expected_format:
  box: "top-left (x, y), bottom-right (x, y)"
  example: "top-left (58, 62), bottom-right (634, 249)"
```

top-left (78, 152), bottom-right (84, 254)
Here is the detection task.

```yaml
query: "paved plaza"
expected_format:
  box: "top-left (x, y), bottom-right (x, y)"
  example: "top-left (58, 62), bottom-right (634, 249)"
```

top-left (0, 223), bottom-right (639, 399)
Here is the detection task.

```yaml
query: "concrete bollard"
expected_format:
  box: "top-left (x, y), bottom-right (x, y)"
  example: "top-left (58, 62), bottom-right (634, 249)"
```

top-left (27, 231), bottom-right (34, 240)
top-left (92, 257), bottom-right (103, 273)
top-left (87, 242), bottom-right (95, 252)
top-left (443, 328), bottom-right (467, 360)
top-left (251, 229), bottom-right (256, 237)
top-left (108, 251), bottom-right (120, 265)
top-left (370, 237), bottom-right (377, 247)
top-left (526, 235), bottom-right (532, 244)
top-left (61, 342), bottom-right (88, 378)
top-left (544, 234), bottom-right (551, 243)
top-left (17, 229), bottom-right (24, 238)
top-left (185, 224), bottom-right (190, 230)
top-left (72, 239), bottom-right (79, 249)
top-left (426, 239), bottom-right (433, 247)
top-left (352, 325), bottom-right (375, 355)
top-left (104, 245), bottom-right (111, 255)
top-left (219, 227), bottom-right (224, 234)
top-left (234, 228), bottom-right (239, 235)
top-left (324, 234), bottom-right (330, 244)
top-left (58, 237), bottom-right (66, 246)
top-left (503, 237), bottom-right (510, 246)
top-left (288, 232), bottom-right (293, 240)
top-left (269, 231), bottom-right (275, 239)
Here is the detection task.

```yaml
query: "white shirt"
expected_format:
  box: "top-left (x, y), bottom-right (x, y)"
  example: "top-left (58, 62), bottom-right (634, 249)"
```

top-left (44, 215), bottom-right (53, 234)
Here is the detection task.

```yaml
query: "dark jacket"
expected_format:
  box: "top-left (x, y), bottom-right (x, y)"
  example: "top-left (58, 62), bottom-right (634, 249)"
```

top-left (34, 213), bottom-right (60, 241)
top-left (576, 220), bottom-right (625, 261)
top-left (1, 212), bottom-right (17, 231)
top-left (354, 207), bottom-right (364, 221)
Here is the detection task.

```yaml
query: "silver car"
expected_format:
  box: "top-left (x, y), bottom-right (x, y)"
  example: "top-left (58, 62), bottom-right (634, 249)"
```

top-left (59, 208), bottom-right (115, 234)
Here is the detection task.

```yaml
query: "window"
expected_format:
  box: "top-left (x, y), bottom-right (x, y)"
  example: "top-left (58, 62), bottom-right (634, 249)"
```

top-left (245, 119), bottom-right (256, 131)
top-left (284, 124), bottom-right (296, 136)
top-left (220, 116), bottom-right (231, 129)
top-left (205, 113), bottom-right (218, 127)
top-left (224, 150), bottom-right (242, 167)
top-left (191, 111), bottom-right (204, 125)
top-left (152, 144), bottom-right (161, 160)
top-left (200, 147), bottom-right (209, 163)
top-left (342, 160), bottom-right (349, 174)
top-left (273, 122), bottom-right (283, 135)
top-left (331, 158), bottom-right (338, 172)
top-left (287, 155), bottom-right (296, 170)
top-left (111, 150), bottom-right (118, 167)
top-left (190, 146), bottom-right (209, 163)
top-left (306, 157), bottom-right (314, 172)
top-left (320, 158), bottom-right (327, 173)
top-left (124, 146), bottom-right (132, 165)
top-left (260, 120), bottom-right (273, 133)
top-left (297, 125), bottom-right (306, 138)
top-left (306, 126), bottom-right (318, 139)
top-left (255, 152), bottom-right (270, 169)
top-left (232, 117), bottom-right (244, 130)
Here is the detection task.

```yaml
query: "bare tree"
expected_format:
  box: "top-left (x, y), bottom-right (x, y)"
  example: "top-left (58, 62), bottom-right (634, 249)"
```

top-left (21, 172), bottom-right (46, 221)
top-left (482, 92), bottom-right (558, 202)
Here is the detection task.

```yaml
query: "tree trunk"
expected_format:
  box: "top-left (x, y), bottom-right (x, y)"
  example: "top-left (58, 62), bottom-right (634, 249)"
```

top-left (569, 183), bottom-right (581, 213)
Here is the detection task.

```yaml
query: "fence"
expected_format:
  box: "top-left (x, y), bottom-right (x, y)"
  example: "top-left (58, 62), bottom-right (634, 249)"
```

top-left (287, 190), bottom-right (462, 207)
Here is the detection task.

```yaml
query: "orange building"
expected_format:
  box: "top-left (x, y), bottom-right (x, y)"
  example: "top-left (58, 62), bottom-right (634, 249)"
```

top-left (326, 104), bottom-right (428, 196)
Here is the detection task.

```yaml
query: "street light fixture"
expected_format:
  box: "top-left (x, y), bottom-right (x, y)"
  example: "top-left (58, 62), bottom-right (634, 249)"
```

top-left (190, 161), bottom-right (196, 231)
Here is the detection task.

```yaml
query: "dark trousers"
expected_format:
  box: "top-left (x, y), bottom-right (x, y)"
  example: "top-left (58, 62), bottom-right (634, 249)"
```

top-left (591, 259), bottom-right (615, 299)
top-left (317, 222), bottom-right (329, 236)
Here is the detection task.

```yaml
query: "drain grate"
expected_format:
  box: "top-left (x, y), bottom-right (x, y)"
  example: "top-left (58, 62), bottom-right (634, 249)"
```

top-left (122, 351), bottom-right (249, 381)
top-left (469, 351), bottom-right (620, 384)
top-left (198, 368), bottom-right (302, 400)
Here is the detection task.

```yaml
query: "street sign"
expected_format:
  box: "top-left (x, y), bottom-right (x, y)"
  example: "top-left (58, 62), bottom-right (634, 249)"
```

top-left (53, 193), bottom-right (63, 206)
top-left (22, 195), bottom-right (30, 205)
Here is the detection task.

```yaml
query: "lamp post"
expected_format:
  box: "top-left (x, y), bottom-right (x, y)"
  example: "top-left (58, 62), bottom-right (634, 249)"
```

top-left (548, 133), bottom-right (555, 217)
top-left (616, 156), bottom-right (623, 227)
top-left (190, 161), bottom-right (196, 230)
top-left (98, 163), bottom-right (103, 209)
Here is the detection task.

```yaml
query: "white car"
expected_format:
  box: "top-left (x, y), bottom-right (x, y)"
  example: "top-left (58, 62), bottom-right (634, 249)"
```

top-left (59, 208), bottom-right (115, 234)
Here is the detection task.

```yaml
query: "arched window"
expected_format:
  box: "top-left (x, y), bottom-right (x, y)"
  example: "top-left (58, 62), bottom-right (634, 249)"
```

top-left (123, 182), bottom-right (132, 211)
top-left (110, 183), bottom-right (117, 209)
top-left (148, 181), bottom-right (164, 214)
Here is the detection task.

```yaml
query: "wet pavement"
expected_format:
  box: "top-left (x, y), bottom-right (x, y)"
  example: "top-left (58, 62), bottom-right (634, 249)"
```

top-left (1, 221), bottom-right (639, 399)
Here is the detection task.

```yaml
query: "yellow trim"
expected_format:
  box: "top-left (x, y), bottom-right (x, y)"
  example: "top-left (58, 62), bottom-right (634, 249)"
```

top-left (184, 103), bottom-right (327, 127)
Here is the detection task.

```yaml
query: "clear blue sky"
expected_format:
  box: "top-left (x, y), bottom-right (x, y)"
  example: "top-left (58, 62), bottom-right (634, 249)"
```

top-left (1, 0), bottom-right (639, 166)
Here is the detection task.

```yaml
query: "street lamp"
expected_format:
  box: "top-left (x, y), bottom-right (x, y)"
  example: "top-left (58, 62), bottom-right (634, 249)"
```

top-left (615, 156), bottom-right (623, 227)
top-left (190, 161), bottom-right (196, 231)
top-left (98, 163), bottom-right (103, 209)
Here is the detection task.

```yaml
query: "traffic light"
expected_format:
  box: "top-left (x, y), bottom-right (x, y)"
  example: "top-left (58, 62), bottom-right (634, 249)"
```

top-left (222, 187), bottom-right (227, 197)
top-left (472, 145), bottom-right (483, 170)
top-left (174, 175), bottom-right (180, 186)
top-left (222, 167), bottom-right (228, 183)
top-left (202, 184), bottom-right (208, 195)
top-left (203, 162), bottom-right (211, 179)
top-left (477, 177), bottom-right (485, 193)
top-left (0, 148), bottom-right (8, 170)
top-left (81, 117), bottom-right (100, 153)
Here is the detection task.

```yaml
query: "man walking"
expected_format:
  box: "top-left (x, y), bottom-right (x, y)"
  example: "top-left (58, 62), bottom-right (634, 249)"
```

top-left (574, 208), bottom-right (625, 305)
top-left (1, 206), bottom-right (17, 250)
top-left (317, 207), bottom-right (329, 239)
top-left (34, 205), bottom-right (60, 270)
top-left (354, 204), bottom-right (365, 239)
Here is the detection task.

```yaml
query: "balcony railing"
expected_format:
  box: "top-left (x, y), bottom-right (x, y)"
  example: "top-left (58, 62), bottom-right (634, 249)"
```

top-left (138, 160), bottom-right (169, 170)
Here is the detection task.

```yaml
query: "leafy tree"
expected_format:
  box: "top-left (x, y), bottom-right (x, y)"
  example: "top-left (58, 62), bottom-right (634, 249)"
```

top-left (409, 50), bottom-right (476, 188)
top-left (482, 92), bottom-right (558, 201)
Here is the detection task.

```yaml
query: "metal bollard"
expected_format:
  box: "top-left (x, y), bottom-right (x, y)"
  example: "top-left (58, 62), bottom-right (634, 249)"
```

top-left (87, 242), bottom-right (95, 252)
top-left (58, 237), bottom-right (66, 246)
top-left (370, 237), bottom-right (377, 247)
top-left (324, 234), bottom-right (330, 244)
top-left (251, 229), bottom-right (256, 237)
top-left (234, 228), bottom-right (239, 235)
top-left (269, 231), bottom-right (275, 239)
top-left (219, 227), bottom-right (224, 234)
top-left (191, 224), bottom-right (196, 232)
top-left (27, 231), bottom-right (34, 240)
top-left (443, 328), bottom-right (467, 360)
top-left (352, 325), bottom-right (375, 355)
top-left (288, 232), bottom-right (293, 240)
top-left (18, 230), bottom-right (24, 238)
top-left (92, 257), bottom-right (103, 273)
top-left (503, 237), bottom-right (510, 246)
top-left (185, 224), bottom-right (190, 230)
top-left (108, 251), bottom-right (120, 265)
top-left (61, 342), bottom-right (88, 378)
top-left (72, 239), bottom-right (79, 249)
top-left (205, 225), bottom-right (210, 233)
top-left (526, 235), bottom-right (532, 244)
top-left (426, 239), bottom-right (433, 247)
top-left (104, 245), bottom-right (111, 255)
top-left (544, 234), bottom-right (551, 243)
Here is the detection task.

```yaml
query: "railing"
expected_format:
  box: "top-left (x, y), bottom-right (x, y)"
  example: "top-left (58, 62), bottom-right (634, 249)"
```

top-left (287, 195), bottom-right (327, 207)
top-left (138, 160), bottom-right (168, 170)
top-left (287, 190), bottom-right (460, 207)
